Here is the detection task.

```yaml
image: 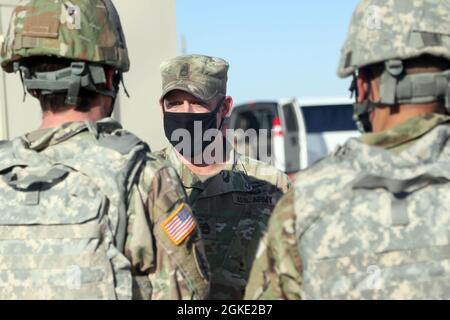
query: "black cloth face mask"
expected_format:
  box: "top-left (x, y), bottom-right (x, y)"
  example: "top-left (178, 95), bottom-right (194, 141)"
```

top-left (163, 97), bottom-right (226, 159)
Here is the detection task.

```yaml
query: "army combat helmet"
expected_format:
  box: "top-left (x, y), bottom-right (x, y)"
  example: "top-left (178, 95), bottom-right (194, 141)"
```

top-left (0, 0), bottom-right (129, 105)
top-left (338, 0), bottom-right (450, 132)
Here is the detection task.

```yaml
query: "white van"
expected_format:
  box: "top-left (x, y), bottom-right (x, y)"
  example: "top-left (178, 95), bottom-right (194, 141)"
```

top-left (229, 98), bottom-right (361, 176)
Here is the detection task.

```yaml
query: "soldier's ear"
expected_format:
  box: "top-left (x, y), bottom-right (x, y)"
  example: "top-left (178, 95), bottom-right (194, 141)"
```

top-left (160, 99), bottom-right (167, 114)
top-left (356, 74), bottom-right (369, 104)
top-left (30, 89), bottom-right (39, 99)
top-left (222, 96), bottom-right (233, 117)
top-left (104, 68), bottom-right (115, 91)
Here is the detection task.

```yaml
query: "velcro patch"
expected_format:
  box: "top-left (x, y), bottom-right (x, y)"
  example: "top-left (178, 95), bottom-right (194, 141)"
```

top-left (162, 204), bottom-right (196, 246)
top-left (22, 11), bottom-right (60, 38)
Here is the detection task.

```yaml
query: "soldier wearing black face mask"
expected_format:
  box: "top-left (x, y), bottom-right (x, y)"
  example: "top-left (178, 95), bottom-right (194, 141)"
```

top-left (163, 95), bottom-right (226, 161)
top-left (152, 54), bottom-right (291, 300)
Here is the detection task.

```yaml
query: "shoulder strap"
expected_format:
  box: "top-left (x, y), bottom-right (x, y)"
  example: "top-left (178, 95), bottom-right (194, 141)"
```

top-left (2, 166), bottom-right (69, 189)
top-left (97, 131), bottom-right (146, 155)
top-left (353, 172), bottom-right (449, 227)
top-left (0, 138), bottom-right (50, 173)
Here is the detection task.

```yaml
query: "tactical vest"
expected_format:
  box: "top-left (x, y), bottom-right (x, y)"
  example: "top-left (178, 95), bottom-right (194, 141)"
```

top-left (297, 125), bottom-right (450, 300)
top-left (0, 122), bottom-right (147, 300)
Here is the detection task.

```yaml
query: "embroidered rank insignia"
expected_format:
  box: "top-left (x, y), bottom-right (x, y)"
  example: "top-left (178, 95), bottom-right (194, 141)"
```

top-left (163, 204), bottom-right (196, 246)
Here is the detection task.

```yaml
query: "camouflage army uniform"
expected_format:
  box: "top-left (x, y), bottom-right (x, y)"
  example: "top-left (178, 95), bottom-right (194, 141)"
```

top-left (245, 113), bottom-right (450, 300)
top-left (2, 119), bottom-right (210, 300)
top-left (155, 146), bottom-right (289, 300)
top-left (0, 0), bottom-right (209, 300)
top-left (246, 0), bottom-right (450, 300)
top-left (158, 54), bottom-right (290, 299)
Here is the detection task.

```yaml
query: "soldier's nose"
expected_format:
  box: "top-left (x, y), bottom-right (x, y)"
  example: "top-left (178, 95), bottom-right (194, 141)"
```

top-left (184, 101), bottom-right (196, 113)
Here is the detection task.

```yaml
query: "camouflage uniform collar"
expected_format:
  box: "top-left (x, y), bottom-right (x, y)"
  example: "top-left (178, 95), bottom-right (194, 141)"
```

top-left (361, 113), bottom-right (450, 152)
top-left (338, 121), bottom-right (450, 177)
top-left (164, 146), bottom-right (252, 193)
top-left (24, 118), bottom-right (122, 151)
top-left (163, 146), bottom-right (200, 189)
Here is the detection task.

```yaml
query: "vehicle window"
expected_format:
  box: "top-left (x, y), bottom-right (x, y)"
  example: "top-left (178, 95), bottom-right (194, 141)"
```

top-left (231, 103), bottom-right (278, 131)
top-left (230, 103), bottom-right (278, 161)
top-left (302, 104), bottom-right (357, 133)
top-left (235, 111), bottom-right (259, 131)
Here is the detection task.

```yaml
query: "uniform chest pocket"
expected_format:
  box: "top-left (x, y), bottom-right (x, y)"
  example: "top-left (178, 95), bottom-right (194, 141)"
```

top-left (232, 192), bottom-right (275, 231)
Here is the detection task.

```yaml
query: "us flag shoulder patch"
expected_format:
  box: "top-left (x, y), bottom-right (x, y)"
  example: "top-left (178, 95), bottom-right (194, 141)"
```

top-left (162, 204), bottom-right (196, 246)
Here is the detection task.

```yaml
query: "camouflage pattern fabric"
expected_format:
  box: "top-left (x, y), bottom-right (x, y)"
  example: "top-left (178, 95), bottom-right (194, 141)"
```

top-left (245, 113), bottom-right (450, 300)
top-left (1, 0), bottom-right (129, 73)
top-left (154, 146), bottom-right (290, 300)
top-left (160, 55), bottom-right (229, 102)
top-left (0, 119), bottom-right (209, 300)
top-left (338, 0), bottom-right (450, 78)
top-left (361, 113), bottom-right (450, 153)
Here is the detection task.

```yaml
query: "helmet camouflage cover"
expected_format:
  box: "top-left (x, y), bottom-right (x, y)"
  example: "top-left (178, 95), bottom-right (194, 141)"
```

top-left (1, 0), bottom-right (129, 73)
top-left (338, 0), bottom-right (450, 133)
top-left (338, 0), bottom-right (450, 78)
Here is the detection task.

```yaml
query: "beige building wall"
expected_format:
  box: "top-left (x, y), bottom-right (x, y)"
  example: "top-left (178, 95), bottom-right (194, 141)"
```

top-left (0, 0), bottom-right (176, 151)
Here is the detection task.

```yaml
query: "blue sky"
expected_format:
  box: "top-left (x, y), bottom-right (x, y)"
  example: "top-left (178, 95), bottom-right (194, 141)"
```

top-left (176, 0), bottom-right (361, 105)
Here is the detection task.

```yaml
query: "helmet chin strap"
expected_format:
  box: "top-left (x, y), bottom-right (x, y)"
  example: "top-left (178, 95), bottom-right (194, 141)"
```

top-left (351, 74), bottom-right (379, 133)
top-left (352, 59), bottom-right (450, 133)
top-left (353, 100), bottom-right (377, 133)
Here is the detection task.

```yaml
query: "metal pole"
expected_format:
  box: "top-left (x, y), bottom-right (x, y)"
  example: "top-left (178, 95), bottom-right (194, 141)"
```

top-left (0, 5), bottom-right (11, 140)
